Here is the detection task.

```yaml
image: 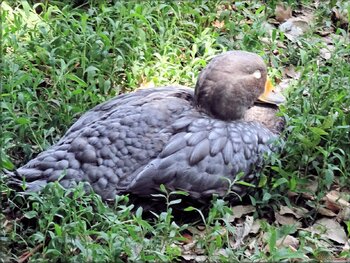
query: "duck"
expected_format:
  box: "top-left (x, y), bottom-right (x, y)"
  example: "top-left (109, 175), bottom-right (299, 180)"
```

top-left (8, 51), bottom-right (285, 206)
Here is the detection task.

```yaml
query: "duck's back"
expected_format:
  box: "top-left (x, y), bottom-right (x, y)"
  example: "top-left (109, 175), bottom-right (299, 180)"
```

top-left (14, 86), bottom-right (196, 199)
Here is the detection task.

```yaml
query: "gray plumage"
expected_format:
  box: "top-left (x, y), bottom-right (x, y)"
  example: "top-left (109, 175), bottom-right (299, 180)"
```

top-left (8, 51), bottom-right (285, 204)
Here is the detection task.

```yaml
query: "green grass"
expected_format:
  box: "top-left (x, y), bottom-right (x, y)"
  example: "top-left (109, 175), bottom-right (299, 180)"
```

top-left (1, 0), bottom-right (350, 261)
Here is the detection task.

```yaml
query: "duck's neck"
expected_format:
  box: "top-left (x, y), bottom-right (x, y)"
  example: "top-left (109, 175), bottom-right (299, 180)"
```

top-left (198, 95), bottom-right (248, 121)
top-left (195, 83), bottom-right (253, 121)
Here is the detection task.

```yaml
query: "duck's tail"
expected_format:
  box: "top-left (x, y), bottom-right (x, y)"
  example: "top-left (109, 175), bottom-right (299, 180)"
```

top-left (4, 167), bottom-right (49, 193)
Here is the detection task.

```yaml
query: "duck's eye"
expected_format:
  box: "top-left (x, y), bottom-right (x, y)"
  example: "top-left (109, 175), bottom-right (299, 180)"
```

top-left (253, 70), bottom-right (261, 79)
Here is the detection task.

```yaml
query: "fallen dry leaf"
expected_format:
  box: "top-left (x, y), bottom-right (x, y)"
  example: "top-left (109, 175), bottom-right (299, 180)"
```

top-left (305, 176), bottom-right (319, 192)
top-left (275, 3), bottom-right (292, 23)
top-left (247, 238), bottom-right (257, 252)
top-left (309, 218), bottom-right (348, 244)
top-left (212, 20), bottom-right (225, 29)
top-left (339, 208), bottom-right (350, 222)
top-left (298, 175), bottom-right (318, 200)
top-left (181, 254), bottom-right (207, 262)
top-left (318, 207), bottom-right (337, 217)
top-left (230, 205), bottom-right (256, 220)
top-left (342, 241), bottom-right (350, 254)
top-left (333, 258), bottom-right (350, 263)
top-left (322, 33), bottom-right (344, 45)
top-left (139, 77), bottom-right (155, 89)
top-left (320, 45), bottom-right (335, 60)
top-left (282, 65), bottom-right (301, 79)
top-left (323, 190), bottom-right (350, 221)
top-left (182, 239), bottom-right (197, 252)
top-left (217, 3), bottom-right (236, 13)
top-left (317, 28), bottom-right (333, 37)
top-left (231, 216), bottom-right (254, 249)
top-left (250, 219), bottom-right (262, 234)
top-left (279, 11), bottom-right (313, 41)
top-left (276, 235), bottom-right (299, 250)
top-left (277, 79), bottom-right (293, 92)
top-left (182, 232), bottom-right (193, 244)
top-left (181, 234), bottom-right (206, 259)
top-left (275, 212), bottom-right (302, 228)
top-left (186, 225), bottom-right (206, 238)
top-left (18, 244), bottom-right (44, 263)
top-left (279, 20), bottom-right (303, 41)
top-left (279, 205), bottom-right (308, 219)
top-left (2, 219), bottom-right (13, 233)
top-left (213, 248), bottom-right (229, 258)
top-left (287, 191), bottom-right (298, 198)
top-left (261, 21), bottom-right (275, 37)
top-left (320, 48), bottom-right (331, 60)
top-left (279, 19), bottom-right (308, 41)
top-left (332, 6), bottom-right (349, 28)
top-left (279, 206), bottom-right (299, 218)
top-left (196, 225), bottom-right (206, 231)
top-left (264, 235), bottom-right (299, 254)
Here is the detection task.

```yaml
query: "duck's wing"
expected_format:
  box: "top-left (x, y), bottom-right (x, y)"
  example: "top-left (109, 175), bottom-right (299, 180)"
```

top-left (126, 116), bottom-right (277, 201)
top-left (62, 86), bottom-right (190, 136)
top-left (8, 86), bottom-right (195, 200)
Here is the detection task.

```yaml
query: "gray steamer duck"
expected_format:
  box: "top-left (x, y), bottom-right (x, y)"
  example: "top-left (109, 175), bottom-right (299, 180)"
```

top-left (9, 51), bottom-right (285, 207)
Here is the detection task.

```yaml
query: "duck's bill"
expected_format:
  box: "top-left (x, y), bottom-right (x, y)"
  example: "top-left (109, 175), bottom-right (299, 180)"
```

top-left (257, 78), bottom-right (286, 105)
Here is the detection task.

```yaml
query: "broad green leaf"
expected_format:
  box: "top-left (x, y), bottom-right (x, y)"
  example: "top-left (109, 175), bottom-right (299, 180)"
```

top-left (236, 181), bottom-right (255, 187)
top-left (272, 178), bottom-right (288, 189)
top-left (309, 127), bottom-right (328, 136)
top-left (263, 192), bottom-right (271, 202)
top-left (184, 206), bottom-right (196, 212)
top-left (168, 199), bottom-right (182, 206)
top-left (24, 211), bottom-right (38, 219)
top-left (66, 73), bottom-right (88, 87)
top-left (258, 174), bottom-right (267, 188)
top-left (16, 117), bottom-right (31, 125)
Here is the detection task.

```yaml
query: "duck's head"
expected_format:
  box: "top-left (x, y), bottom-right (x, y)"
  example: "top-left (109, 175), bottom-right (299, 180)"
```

top-left (194, 51), bottom-right (285, 121)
